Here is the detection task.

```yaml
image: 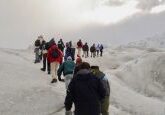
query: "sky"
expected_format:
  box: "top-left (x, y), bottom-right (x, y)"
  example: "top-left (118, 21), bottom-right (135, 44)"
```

top-left (0, 0), bottom-right (165, 49)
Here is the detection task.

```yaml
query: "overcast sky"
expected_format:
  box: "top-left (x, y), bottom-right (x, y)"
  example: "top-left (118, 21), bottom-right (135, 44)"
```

top-left (0, 0), bottom-right (165, 49)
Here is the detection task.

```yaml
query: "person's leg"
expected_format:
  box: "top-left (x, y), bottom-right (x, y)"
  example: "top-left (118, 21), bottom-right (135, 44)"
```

top-left (84, 51), bottom-right (87, 58)
top-left (54, 61), bottom-right (59, 79)
top-left (64, 74), bottom-right (73, 90)
top-left (77, 48), bottom-right (80, 57)
top-left (47, 58), bottom-right (51, 74)
top-left (50, 62), bottom-right (57, 83)
top-left (35, 48), bottom-right (40, 63)
top-left (41, 55), bottom-right (46, 71)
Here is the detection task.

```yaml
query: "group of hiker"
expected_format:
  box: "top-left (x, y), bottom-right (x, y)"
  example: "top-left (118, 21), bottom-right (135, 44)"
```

top-left (77, 39), bottom-right (104, 58)
top-left (34, 35), bottom-right (110, 115)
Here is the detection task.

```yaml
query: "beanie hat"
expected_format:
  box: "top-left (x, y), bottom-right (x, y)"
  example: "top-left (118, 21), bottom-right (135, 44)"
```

top-left (67, 56), bottom-right (72, 61)
top-left (76, 57), bottom-right (82, 64)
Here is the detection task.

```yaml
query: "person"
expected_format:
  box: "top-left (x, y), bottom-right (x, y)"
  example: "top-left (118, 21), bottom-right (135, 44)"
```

top-left (47, 38), bottom-right (63, 83)
top-left (91, 66), bottom-right (110, 115)
top-left (73, 57), bottom-right (82, 77)
top-left (34, 35), bottom-right (43, 63)
top-left (96, 44), bottom-right (100, 57)
top-left (77, 39), bottom-right (83, 57)
top-left (40, 41), bottom-right (51, 74)
top-left (65, 62), bottom-right (106, 115)
top-left (90, 44), bottom-right (96, 58)
top-left (57, 39), bottom-right (65, 53)
top-left (100, 44), bottom-right (104, 57)
top-left (82, 42), bottom-right (89, 58)
top-left (64, 42), bottom-right (72, 61)
top-left (57, 56), bottom-right (75, 89)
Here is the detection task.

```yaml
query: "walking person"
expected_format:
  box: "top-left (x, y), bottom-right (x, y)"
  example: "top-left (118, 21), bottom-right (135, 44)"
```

top-left (57, 38), bottom-right (65, 53)
top-left (82, 42), bottom-right (89, 58)
top-left (73, 57), bottom-right (83, 77)
top-left (96, 44), bottom-right (100, 57)
top-left (77, 39), bottom-right (83, 57)
top-left (64, 42), bottom-right (72, 61)
top-left (40, 41), bottom-right (51, 74)
top-left (91, 66), bottom-right (110, 115)
top-left (100, 44), bottom-right (104, 57)
top-left (57, 56), bottom-right (75, 89)
top-left (65, 62), bottom-right (106, 115)
top-left (34, 35), bottom-right (43, 63)
top-left (90, 44), bottom-right (96, 58)
top-left (47, 38), bottom-right (63, 83)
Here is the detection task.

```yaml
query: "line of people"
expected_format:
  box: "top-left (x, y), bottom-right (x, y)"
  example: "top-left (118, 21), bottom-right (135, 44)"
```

top-left (34, 36), bottom-right (110, 115)
top-left (34, 36), bottom-right (105, 83)
top-left (77, 39), bottom-right (104, 58)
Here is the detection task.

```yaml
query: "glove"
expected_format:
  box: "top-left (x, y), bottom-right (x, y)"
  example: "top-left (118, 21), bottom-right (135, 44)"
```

top-left (65, 110), bottom-right (72, 115)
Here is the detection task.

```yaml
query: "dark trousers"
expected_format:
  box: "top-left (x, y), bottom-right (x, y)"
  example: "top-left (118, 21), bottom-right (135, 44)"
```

top-left (100, 51), bottom-right (103, 57)
top-left (43, 54), bottom-right (50, 72)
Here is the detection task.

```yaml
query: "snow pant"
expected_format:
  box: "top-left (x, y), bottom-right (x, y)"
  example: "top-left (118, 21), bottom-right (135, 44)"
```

top-left (100, 50), bottom-right (103, 57)
top-left (34, 48), bottom-right (40, 63)
top-left (96, 50), bottom-right (99, 57)
top-left (50, 61), bottom-right (59, 80)
top-left (101, 96), bottom-right (109, 115)
top-left (82, 51), bottom-right (88, 58)
top-left (91, 52), bottom-right (96, 58)
top-left (42, 54), bottom-right (50, 72)
top-left (77, 48), bottom-right (81, 57)
top-left (83, 51), bottom-right (88, 58)
top-left (64, 74), bottom-right (73, 89)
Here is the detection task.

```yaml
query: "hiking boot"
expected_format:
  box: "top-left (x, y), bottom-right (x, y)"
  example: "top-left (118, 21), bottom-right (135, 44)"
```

top-left (51, 79), bottom-right (57, 83)
top-left (40, 68), bottom-right (45, 71)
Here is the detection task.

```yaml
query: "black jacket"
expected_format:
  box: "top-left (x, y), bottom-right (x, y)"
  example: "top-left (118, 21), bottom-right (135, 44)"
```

top-left (65, 69), bottom-right (106, 115)
top-left (82, 44), bottom-right (89, 51)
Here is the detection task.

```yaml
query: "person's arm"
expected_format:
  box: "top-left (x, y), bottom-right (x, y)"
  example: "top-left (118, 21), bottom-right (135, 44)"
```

top-left (98, 78), bottom-right (106, 100)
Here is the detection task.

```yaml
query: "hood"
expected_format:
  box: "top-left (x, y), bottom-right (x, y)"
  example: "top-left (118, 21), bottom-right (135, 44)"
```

top-left (76, 69), bottom-right (91, 81)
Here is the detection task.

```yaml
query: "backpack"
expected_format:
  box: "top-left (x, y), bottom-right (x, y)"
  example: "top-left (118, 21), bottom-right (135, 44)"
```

top-left (35, 39), bottom-right (40, 47)
top-left (51, 49), bottom-right (59, 58)
top-left (45, 42), bottom-right (50, 50)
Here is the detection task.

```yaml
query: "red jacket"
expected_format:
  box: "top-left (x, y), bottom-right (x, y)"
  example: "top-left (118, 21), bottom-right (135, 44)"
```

top-left (47, 45), bottom-right (63, 64)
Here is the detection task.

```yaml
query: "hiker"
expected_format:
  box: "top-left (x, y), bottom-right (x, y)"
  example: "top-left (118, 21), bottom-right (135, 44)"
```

top-left (90, 44), bottom-right (96, 58)
top-left (96, 44), bottom-right (100, 57)
top-left (73, 57), bottom-right (83, 77)
top-left (40, 41), bottom-right (51, 74)
top-left (91, 66), bottom-right (110, 115)
top-left (77, 39), bottom-right (83, 57)
top-left (100, 44), bottom-right (104, 57)
top-left (57, 56), bottom-right (75, 89)
top-left (82, 42), bottom-right (89, 58)
top-left (47, 38), bottom-right (63, 83)
top-left (57, 39), bottom-right (65, 53)
top-left (69, 41), bottom-right (75, 61)
top-left (34, 35), bottom-right (43, 63)
top-left (64, 42), bottom-right (72, 61)
top-left (65, 62), bottom-right (106, 115)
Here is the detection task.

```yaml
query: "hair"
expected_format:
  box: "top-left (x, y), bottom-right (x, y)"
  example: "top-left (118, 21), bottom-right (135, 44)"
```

top-left (90, 66), bottom-right (99, 70)
top-left (79, 62), bottom-right (90, 70)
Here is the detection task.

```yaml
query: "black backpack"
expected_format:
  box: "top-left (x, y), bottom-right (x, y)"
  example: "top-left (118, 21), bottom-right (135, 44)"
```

top-left (52, 49), bottom-right (59, 58)
top-left (45, 42), bottom-right (50, 50)
top-left (35, 40), bottom-right (40, 47)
